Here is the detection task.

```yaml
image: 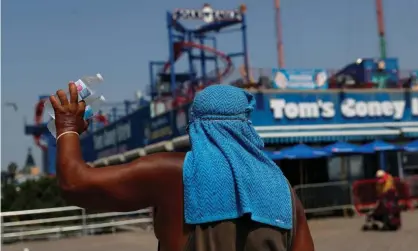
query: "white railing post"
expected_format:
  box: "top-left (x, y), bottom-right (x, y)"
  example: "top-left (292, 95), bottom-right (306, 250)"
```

top-left (57, 226), bottom-right (62, 239)
top-left (81, 208), bottom-right (87, 236)
top-left (19, 228), bottom-right (23, 242)
top-left (0, 215), bottom-right (3, 240)
top-left (111, 219), bottom-right (115, 234)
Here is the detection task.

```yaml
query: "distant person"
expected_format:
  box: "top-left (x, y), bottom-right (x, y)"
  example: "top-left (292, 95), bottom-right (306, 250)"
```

top-left (375, 170), bottom-right (401, 229)
top-left (376, 170), bottom-right (396, 196)
top-left (371, 61), bottom-right (391, 89)
top-left (50, 83), bottom-right (314, 251)
top-left (363, 170), bottom-right (401, 231)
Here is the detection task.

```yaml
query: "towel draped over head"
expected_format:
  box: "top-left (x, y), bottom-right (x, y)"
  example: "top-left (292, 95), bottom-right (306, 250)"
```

top-left (183, 85), bottom-right (293, 229)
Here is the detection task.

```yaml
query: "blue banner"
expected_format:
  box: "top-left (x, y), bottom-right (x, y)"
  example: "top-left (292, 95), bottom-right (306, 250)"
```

top-left (272, 69), bottom-right (328, 90)
top-left (252, 91), bottom-right (418, 126)
top-left (80, 104), bottom-right (192, 162)
top-left (144, 112), bottom-right (174, 145)
top-left (81, 107), bottom-right (150, 161)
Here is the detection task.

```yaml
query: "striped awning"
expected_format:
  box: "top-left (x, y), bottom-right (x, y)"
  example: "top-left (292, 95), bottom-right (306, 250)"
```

top-left (257, 128), bottom-right (401, 144)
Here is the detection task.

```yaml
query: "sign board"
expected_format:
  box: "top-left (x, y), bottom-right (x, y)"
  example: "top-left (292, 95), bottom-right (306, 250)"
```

top-left (272, 69), bottom-right (328, 90)
top-left (252, 91), bottom-right (418, 126)
top-left (80, 104), bottom-right (191, 162)
top-left (80, 108), bottom-right (151, 161)
top-left (172, 4), bottom-right (243, 23)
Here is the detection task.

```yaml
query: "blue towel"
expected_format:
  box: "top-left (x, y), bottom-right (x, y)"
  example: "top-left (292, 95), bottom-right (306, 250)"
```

top-left (183, 85), bottom-right (293, 229)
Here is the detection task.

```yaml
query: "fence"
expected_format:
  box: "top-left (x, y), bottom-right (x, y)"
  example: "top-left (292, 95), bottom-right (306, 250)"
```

top-left (293, 176), bottom-right (418, 215)
top-left (2, 176), bottom-right (417, 242)
top-left (1, 206), bottom-right (153, 243)
top-left (405, 175), bottom-right (418, 207)
top-left (294, 181), bottom-right (354, 214)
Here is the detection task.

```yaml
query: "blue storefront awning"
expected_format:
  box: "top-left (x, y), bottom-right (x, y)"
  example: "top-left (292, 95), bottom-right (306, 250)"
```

top-left (268, 144), bottom-right (330, 160)
top-left (258, 128), bottom-right (400, 144)
top-left (322, 141), bottom-right (372, 154)
top-left (359, 140), bottom-right (399, 152)
top-left (403, 140), bottom-right (418, 152)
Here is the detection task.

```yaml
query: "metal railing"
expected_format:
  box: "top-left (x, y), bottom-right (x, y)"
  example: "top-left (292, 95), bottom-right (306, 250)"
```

top-left (294, 178), bottom-right (417, 215)
top-left (1, 206), bottom-right (152, 242)
top-left (294, 181), bottom-right (354, 213)
top-left (405, 175), bottom-right (418, 208)
top-left (2, 178), bottom-right (417, 243)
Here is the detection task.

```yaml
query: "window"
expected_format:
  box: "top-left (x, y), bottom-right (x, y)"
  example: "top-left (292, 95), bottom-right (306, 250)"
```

top-left (402, 152), bottom-right (418, 176)
top-left (349, 155), bottom-right (364, 180)
top-left (328, 157), bottom-right (341, 181)
top-left (327, 155), bottom-right (364, 181)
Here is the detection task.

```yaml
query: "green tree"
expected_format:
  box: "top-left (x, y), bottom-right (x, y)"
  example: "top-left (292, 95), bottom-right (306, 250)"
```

top-left (7, 162), bottom-right (18, 174)
top-left (2, 176), bottom-right (72, 221)
top-left (6, 162), bottom-right (18, 183)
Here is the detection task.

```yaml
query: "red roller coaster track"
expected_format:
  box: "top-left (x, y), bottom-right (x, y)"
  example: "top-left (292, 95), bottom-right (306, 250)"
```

top-left (162, 41), bottom-right (234, 85)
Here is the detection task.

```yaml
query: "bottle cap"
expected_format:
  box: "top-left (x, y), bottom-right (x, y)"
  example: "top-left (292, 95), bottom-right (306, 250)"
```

top-left (96, 73), bottom-right (104, 81)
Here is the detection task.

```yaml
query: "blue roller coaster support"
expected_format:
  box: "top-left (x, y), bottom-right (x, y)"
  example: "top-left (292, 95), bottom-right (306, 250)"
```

top-left (152, 6), bottom-right (249, 99)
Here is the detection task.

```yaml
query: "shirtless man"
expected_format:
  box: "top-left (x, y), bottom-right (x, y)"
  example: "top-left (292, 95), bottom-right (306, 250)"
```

top-left (50, 83), bottom-right (314, 251)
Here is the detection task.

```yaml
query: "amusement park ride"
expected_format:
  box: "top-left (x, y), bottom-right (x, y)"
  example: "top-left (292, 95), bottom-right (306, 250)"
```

top-left (24, 4), bottom-right (253, 174)
top-left (149, 4), bottom-right (251, 111)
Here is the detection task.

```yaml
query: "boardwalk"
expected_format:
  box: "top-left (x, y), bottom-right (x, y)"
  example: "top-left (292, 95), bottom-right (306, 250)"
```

top-left (3, 211), bottom-right (418, 251)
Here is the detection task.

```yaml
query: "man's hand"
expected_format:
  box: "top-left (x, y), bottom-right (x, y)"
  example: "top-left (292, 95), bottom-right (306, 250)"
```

top-left (50, 82), bottom-right (89, 136)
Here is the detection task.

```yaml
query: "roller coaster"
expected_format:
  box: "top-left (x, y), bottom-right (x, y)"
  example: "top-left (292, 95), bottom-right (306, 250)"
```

top-left (149, 4), bottom-right (250, 112)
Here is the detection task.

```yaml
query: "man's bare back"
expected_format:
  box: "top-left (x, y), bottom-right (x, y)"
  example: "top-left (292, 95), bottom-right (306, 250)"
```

top-left (50, 83), bottom-right (314, 251)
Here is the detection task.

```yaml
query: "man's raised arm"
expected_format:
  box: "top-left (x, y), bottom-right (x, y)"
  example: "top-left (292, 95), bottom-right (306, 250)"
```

top-left (50, 83), bottom-right (183, 212)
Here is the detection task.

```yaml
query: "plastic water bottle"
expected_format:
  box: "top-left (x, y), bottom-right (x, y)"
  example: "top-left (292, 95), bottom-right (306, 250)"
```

top-left (44, 73), bottom-right (104, 119)
top-left (47, 95), bottom-right (106, 138)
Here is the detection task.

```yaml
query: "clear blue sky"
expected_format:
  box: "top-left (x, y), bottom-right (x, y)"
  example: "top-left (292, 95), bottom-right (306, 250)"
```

top-left (1, 0), bottom-right (417, 169)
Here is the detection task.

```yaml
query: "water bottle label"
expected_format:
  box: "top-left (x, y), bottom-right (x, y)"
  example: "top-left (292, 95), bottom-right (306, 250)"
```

top-left (75, 79), bottom-right (92, 100)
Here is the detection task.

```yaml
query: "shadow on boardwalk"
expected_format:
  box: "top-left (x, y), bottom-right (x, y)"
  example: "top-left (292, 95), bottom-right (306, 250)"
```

top-left (3, 211), bottom-right (418, 251)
